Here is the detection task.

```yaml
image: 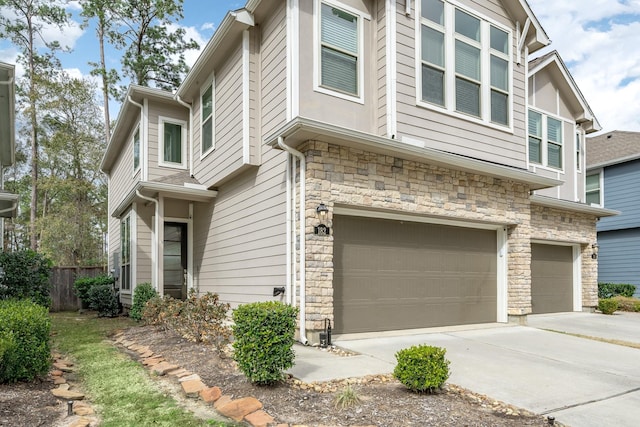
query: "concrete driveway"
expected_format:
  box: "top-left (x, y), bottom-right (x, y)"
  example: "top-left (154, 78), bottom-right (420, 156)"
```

top-left (289, 312), bottom-right (640, 427)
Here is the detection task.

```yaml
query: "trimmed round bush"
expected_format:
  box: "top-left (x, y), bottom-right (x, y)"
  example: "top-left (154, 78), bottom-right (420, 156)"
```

top-left (74, 275), bottom-right (115, 303)
top-left (87, 284), bottom-right (120, 317)
top-left (130, 283), bottom-right (157, 321)
top-left (0, 299), bottom-right (51, 383)
top-left (394, 344), bottom-right (450, 393)
top-left (598, 298), bottom-right (619, 315)
top-left (232, 301), bottom-right (298, 385)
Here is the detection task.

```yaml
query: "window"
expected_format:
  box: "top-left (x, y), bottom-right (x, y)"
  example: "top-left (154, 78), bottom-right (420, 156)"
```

top-left (528, 109), bottom-right (564, 169)
top-left (315, 0), bottom-right (366, 101)
top-left (528, 111), bottom-right (542, 164)
top-left (159, 117), bottom-right (187, 168)
top-left (133, 128), bottom-right (140, 173)
top-left (575, 132), bottom-right (582, 171)
top-left (201, 81), bottom-right (214, 155)
top-left (586, 173), bottom-right (601, 206)
top-left (419, 0), bottom-right (511, 126)
top-left (120, 215), bottom-right (131, 291)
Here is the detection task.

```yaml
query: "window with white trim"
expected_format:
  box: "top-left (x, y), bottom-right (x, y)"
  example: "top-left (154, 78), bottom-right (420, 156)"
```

top-left (159, 117), bottom-right (187, 169)
top-left (419, 0), bottom-right (511, 126)
top-left (315, 0), bottom-right (366, 102)
top-left (575, 132), bottom-right (582, 171)
top-left (528, 109), bottom-right (564, 169)
top-left (586, 172), bottom-right (601, 206)
top-left (201, 80), bottom-right (214, 156)
top-left (120, 215), bottom-right (131, 291)
top-left (133, 128), bottom-right (140, 173)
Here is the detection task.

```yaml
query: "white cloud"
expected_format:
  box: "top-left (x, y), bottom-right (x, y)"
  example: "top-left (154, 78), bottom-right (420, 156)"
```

top-left (529, 0), bottom-right (640, 132)
top-left (200, 22), bottom-right (217, 31)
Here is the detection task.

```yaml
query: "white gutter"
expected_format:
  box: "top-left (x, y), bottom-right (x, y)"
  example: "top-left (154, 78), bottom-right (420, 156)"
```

top-left (175, 95), bottom-right (194, 177)
top-left (136, 189), bottom-right (159, 290)
top-left (277, 136), bottom-right (308, 345)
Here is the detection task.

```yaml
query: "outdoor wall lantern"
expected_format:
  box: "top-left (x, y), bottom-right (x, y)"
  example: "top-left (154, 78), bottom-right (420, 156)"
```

top-left (314, 203), bottom-right (330, 236)
top-left (591, 243), bottom-right (599, 259)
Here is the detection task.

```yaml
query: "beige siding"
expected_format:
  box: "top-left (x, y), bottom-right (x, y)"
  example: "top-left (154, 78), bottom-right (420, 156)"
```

top-left (107, 113), bottom-right (142, 281)
top-left (147, 101), bottom-right (189, 182)
top-left (376, 0), bottom-right (387, 136)
top-left (194, 148), bottom-right (287, 306)
top-left (192, 42), bottom-right (247, 187)
top-left (297, 0), bottom-right (377, 133)
top-left (260, 1), bottom-right (287, 137)
top-left (395, 0), bottom-right (527, 168)
top-left (135, 203), bottom-right (153, 287)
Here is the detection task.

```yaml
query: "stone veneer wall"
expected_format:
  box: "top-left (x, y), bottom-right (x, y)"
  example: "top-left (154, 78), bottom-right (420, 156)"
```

top-left (530, 204), bottom-right (599, 308)
top-left (300, 141), bottom-right (539, 338)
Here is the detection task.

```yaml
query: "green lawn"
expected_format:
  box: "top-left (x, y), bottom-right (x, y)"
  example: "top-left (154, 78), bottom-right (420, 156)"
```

top-left (50, 312), bottom-right (236, 427)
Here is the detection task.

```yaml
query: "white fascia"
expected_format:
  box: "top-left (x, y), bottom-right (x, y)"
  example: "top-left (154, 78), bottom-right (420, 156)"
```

top-left (386, 0), bottom-right (397, 138)
top-left (243, 29), bottom-right (252, 163)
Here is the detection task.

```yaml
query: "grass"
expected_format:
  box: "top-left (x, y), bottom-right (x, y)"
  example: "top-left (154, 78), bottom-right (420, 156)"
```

top-left (50, 312), bottom-right (236, 427)
top-left (334, 384), bottom-right (361, 409)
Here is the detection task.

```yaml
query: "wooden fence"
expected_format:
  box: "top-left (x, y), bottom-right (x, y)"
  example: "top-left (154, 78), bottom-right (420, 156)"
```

top-left (50, 266), bottom-right (106, 312)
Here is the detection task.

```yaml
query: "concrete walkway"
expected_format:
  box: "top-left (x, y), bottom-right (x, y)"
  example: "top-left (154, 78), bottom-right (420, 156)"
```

top-left (289, 312), bottom-right (640, 427)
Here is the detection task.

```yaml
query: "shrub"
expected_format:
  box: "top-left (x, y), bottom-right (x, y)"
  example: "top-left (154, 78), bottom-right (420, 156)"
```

top-left (232, 301), bottom-right (298, 385)
top-left (141, 291), bottom-right (232, 353)
top-left (73, 275), bottom-right (115, 302)
top-left (598, 283), bottom-right (636, 299)
top-left (394, 345), bottom-right (450, 393)
top-left (130, 283), bottom-right (158, 322)
top-left (171, 291), bottom-right (232, 347)
top-left (0, 250), bottom-right (52, 307)
top-left (598, 298), bottom-right (619, 315)
top-left (334, 384), bottom-right (361, 409)
top-left (0, 299), bottom-right (51, 383)
top-left (612, 296), bottom-right (640, 312)
top-left (87, 284), bottom-right (120, 317)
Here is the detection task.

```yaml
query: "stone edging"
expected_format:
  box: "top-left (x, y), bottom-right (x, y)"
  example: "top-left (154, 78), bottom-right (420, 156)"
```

top-left (49, 353), bottom-right (98, 427)
top-left (112, 332), bottom-right (378, 427)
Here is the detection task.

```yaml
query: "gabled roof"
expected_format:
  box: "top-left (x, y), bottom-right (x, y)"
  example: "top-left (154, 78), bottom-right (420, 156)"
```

top-left (100, 85), bottom-right (181, 174)
top-left (586, 130), bottom-right (640, 169)
top-left (529, 50), bottom-right (601, 133)
top-left (0, 62), bottom-right (15, 168)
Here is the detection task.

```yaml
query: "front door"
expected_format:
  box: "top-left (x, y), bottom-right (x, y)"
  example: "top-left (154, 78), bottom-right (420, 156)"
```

top-left (164, 222), bottom-right (187, 300)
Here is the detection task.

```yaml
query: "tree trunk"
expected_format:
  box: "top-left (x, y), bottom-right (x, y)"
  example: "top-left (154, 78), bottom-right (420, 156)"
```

top-left (98, 19), bottom-right (111, 145)
top-left (28, 19), bottom-right (38, 252)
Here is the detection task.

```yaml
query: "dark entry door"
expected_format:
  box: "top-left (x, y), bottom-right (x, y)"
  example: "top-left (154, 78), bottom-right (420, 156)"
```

top-left (164, 222), bottom-right (187, 300)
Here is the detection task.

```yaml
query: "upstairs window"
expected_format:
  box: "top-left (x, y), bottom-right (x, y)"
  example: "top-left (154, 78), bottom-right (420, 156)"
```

top-left (315, 0), bottom-right (367, 102)
top-left (419, 0), bottom-right (511, 127)
top-left (528, 109), bottom-right (564, 170)
top-left (120, 215), bottom-right (131, 291)
top-left (201, 81), bottom-right (214, 156)
top-left (575, 132), bottom-right (582, 171)
top-left (133, 127), bottom-right (140, 173)
top-left (159, 117), bottom-right (187, 169)
top-left (586, 173), bottom-right (601, 206)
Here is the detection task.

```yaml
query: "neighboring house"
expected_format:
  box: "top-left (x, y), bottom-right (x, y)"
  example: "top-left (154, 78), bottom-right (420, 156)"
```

top-left (101, 0), bottom-right (616, 343)
top-left (0, 62), bottom-right (19, 250)
top-left (586, 131), bottom-right (640, 296)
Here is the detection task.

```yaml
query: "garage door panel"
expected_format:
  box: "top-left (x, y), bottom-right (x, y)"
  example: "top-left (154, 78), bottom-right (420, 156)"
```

top-left (333, 215), bottom-right (497, 334)
top-left (531, 244), bottom-right (573, 314)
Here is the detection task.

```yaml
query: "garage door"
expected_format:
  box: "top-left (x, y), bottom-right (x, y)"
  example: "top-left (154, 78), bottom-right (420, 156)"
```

top-left (333, 215), bottom-right (497, 334)
top-left (531, 244), bottom-right (573, 314)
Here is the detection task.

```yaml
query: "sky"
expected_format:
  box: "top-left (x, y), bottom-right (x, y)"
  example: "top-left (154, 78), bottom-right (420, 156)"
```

top-left (0, 0), bottom-right (639, 134)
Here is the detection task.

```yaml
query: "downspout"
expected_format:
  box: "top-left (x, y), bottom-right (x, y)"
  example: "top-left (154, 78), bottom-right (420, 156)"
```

top-left (277, 136), bottom-right (307, 345)
top-left (136, 189), bottom-right (159, 291)
top-left (0, 202), bottom-right (17, 215)
top-left (284, 152), bottom-right (292, 305)
top-left (175, 95), bottom-right (194, 177)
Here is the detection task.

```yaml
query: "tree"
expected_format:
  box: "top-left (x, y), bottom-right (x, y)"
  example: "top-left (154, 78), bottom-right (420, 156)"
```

top-left (0, 0), bottom-right (69, 251)
top-left (37, 74), bottom-right (107, 266)
top-left (80, 0), bottom-right (120, 145)
top-left (107, 0), bottom-right (198, 94)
